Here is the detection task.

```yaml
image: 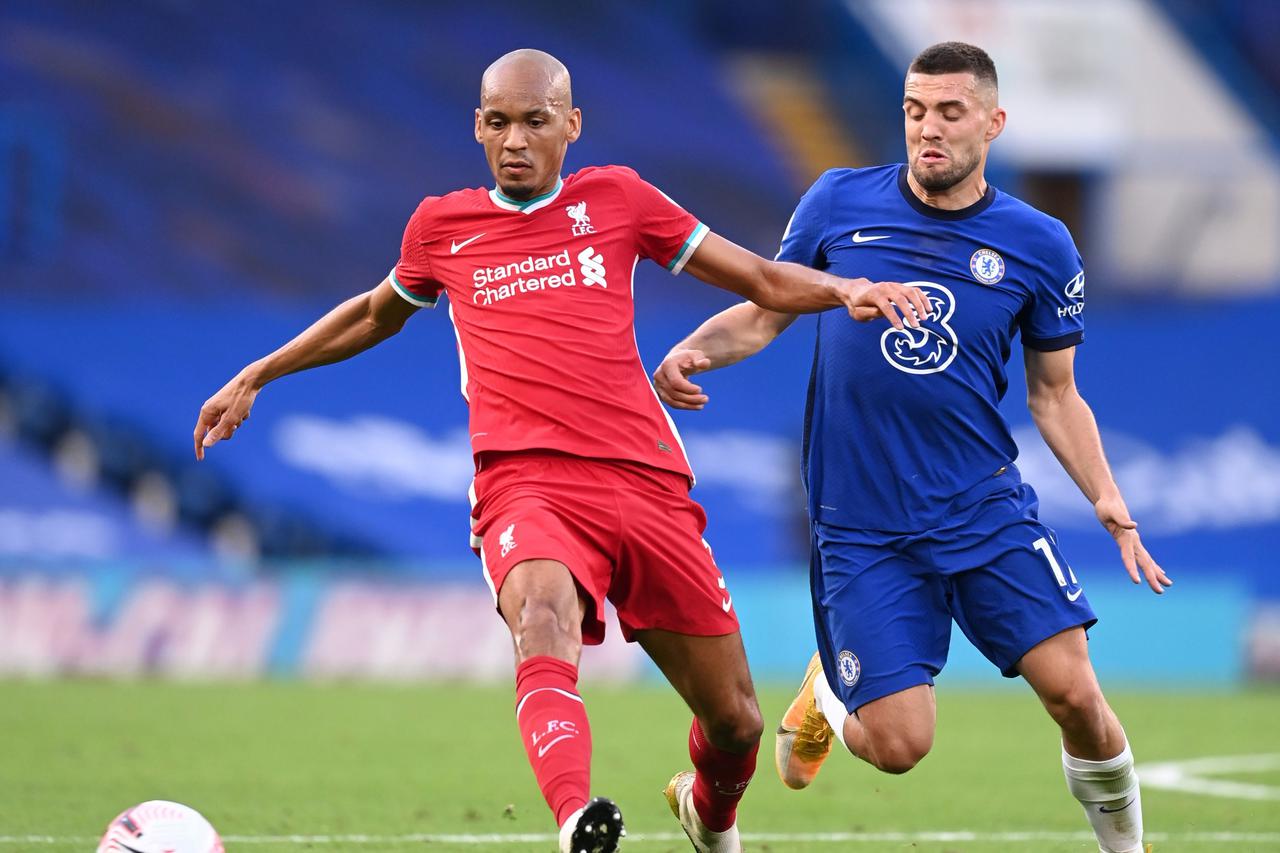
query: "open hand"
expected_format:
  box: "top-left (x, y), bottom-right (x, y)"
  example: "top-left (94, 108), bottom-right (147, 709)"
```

top-left (1095, 495), bottom-right (1172, 594)
top-left (840, 280), bottom-right (931, 329)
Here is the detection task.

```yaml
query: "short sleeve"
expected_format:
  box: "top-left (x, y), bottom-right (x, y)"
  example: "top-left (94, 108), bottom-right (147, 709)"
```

top-left (1020, 220), bottom-right (1085, 351)
top-left (389, 198), bottom-right (445, 308)
top-left (618, 169), bottom-right (708, 275)
top-left (775, 172), bottom-right (831, 269)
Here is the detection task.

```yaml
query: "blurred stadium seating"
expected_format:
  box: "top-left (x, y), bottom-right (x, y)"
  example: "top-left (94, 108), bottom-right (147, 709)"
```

top-left (1, 0), bottom-right (1278, 683)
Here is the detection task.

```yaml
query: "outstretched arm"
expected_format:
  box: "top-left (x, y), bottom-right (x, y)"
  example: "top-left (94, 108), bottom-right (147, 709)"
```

top-left (1024, 346), bottom-right (1171, 593)
top-left (193, 278), bottom-right (418, 459)
top-left (656, 232), bottom-right (928, 410)
top-left (683, 232), bottom-right (927, 323)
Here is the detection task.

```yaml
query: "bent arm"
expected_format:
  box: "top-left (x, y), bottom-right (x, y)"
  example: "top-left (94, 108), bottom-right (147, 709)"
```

top-left (652, 301), bottom-right (796, 410)
top-left (675, 301), bottom-right (797, 371)
top-left (1024, 347), bottom-right (1115, 504)
top-left (657, 233), bottom-right (928, 411)
top-left (244, 278), bottom-right (417, 386)
top-left (194, 278), bottom-right (418, 458)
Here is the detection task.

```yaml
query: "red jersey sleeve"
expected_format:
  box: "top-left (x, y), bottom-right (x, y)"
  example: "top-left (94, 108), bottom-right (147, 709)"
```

top-left (616, 168), bottom-right (709, 275)
top-left (389, 197), bottom-right (445, 308)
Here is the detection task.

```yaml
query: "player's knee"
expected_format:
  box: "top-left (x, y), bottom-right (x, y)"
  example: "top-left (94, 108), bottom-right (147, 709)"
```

top-left (867, 729), bottom-right (932, 775)
top-left (511, 598), bottom-right (581, 658)
top-left (1042, 681), bottom-right (1108, 737)
top-left (702, 700), bottom-right (764, 754)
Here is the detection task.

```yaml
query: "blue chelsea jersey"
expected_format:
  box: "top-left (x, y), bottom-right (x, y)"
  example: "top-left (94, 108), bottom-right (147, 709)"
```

top-left (779, 165), bottom-right (1086, 532)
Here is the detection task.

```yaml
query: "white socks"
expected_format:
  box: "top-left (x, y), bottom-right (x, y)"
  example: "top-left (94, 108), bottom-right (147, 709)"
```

top-left (557, 805), bottom-right (582, 853)
top-left (812, 671), bottom-right (850, 748)
top-left (1062, 741), bottom-right (1144, 853)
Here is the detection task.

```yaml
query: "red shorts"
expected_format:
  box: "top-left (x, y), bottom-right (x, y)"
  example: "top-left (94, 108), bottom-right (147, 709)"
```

top-left (469, 450), bottom-right (739, 644)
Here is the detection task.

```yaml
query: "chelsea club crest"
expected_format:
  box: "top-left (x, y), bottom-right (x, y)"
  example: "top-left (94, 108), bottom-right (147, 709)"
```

top-left (837, 650), bottom-right (861, 687)
top-left (969, 248), bottom-right (1005, 284)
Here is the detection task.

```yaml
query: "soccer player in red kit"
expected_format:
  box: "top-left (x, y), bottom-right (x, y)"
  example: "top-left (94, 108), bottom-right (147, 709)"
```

top-left (194, 49), bottom-right (927, 853)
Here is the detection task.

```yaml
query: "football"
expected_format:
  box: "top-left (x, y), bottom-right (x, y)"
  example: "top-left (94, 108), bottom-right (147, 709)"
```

top-left (97, 801), bottom-right (223, 853)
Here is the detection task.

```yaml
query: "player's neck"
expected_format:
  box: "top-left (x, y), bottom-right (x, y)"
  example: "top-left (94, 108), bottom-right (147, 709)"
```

top-left (494, 176), bottom-right (564, 205)
top-left (905, 170), bottom-right (988, 211)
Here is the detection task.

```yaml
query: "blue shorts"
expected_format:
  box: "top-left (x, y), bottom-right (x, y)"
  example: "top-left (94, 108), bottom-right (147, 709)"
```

top-left (811, 467), bottom-right (1097, 712)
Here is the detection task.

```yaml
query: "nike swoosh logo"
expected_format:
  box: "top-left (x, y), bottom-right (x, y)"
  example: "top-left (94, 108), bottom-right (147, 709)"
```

top-left (536, 734), bottom-right (575, 758)
top-left (1099, 798), bottom-right (1134, 814)
top-left (1067, 588), bottom-right (1084, 602)
top-left (852, 231), bottom-right (891, 244)
top-left (450, 233), bottom-right (486, 254)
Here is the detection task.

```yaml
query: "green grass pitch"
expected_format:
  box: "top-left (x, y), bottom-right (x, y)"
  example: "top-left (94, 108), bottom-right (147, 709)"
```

top-left (1, 681), bottom-right (1277, 851)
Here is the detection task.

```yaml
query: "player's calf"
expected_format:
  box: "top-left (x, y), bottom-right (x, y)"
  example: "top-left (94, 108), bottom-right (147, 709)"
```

top-left (685, 716), bottom-right (758, 837)
top-left (1037, 680), bottom-right (1123, 759)
top-left (501, 562), bottom-right (599, 833)
top-left (1020, 630), bottom-right (1143, 852)
top-left (515, 656), bottom-right (593, 827)
top-left (837, 683), bottom-right (937, 776)
top-left (1042, 679), bottom-right (1143, 852)
top-left (1062, 739), bottom-right (1144, 853)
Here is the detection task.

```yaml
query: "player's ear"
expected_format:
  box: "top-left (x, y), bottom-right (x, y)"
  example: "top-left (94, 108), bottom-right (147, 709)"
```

top-left (565, 107), bottom-right (582, 143)
top-left (474, 108), bottom-right (484, 144)
top-left (985, 106), bottom-right (1006, 143)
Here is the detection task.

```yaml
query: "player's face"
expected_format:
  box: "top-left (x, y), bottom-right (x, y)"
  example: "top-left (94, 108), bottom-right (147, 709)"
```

top-left (903, 72), bottom-right (1004, 193)
top-left (476, 74), bottom-right (581, 200)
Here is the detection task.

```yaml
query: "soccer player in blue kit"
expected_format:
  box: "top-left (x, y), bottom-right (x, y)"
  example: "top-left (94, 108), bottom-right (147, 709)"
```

top-left (654, 43), bottom-right (1171, 853)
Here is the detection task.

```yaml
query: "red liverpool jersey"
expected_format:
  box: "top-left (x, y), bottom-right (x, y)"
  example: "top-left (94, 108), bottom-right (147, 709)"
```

top-left (389, 165), bottom-right (709, 480)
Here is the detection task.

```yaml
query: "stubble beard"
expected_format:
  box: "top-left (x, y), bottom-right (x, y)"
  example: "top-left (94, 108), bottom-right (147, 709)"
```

top-left (910, 149), bottom-right (981, 193)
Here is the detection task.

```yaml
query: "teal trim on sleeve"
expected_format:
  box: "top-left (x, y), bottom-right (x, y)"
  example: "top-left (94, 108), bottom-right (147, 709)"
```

top-left (665, 222), bottom-right (709, 273)
top-left (389, 269), bottom-right (439, 308)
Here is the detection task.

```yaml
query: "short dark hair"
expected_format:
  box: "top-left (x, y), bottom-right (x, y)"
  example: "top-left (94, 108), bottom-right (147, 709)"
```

top-left (908, 42), bottom-right (998, 90)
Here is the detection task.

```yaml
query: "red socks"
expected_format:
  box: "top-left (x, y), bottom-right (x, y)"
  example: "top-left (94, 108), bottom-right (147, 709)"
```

top-left (515, 659), bottom-right (756, 834)
top-left (514, 656), bottom-right (592, 827)
top-left (688, 717), bottom-right (758, 832)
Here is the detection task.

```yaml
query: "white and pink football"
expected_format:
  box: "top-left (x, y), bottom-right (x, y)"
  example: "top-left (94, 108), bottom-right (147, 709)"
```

top-left (97, 800), bottom-right (223, 853)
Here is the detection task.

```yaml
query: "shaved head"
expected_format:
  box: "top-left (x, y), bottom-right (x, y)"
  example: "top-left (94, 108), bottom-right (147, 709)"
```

top-left (475, 49), bottom-right (581, 201)
top-left (481, 49), bottom-right (573, 110)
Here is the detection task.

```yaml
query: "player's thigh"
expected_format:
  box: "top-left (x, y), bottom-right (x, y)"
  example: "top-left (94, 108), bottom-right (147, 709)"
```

top-left (946, 515), bottom-right (1097, 678)
top-left (811, 524), bottom-right (951, 714)
top-left (473, 456), bottom-right (615, 644)
top-left (1017, 623), bottom-right (1091, 682)
top-left (1016, 626), bottom-right (1108, 719)
top-left (610, 468), bottom-right (739, 642)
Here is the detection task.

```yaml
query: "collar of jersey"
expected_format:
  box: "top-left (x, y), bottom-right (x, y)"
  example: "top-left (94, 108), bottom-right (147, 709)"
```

top-left (896, 164), bottom-right (996, 221)
top-left (489, 178), bottom-right (564, 214)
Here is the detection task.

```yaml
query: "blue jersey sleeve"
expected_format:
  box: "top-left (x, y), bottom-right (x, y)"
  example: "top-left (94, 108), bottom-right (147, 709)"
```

top-left (1020, 220), bottom-right (1085, 351)
top-left (775, 172), bottom-right (832, 269)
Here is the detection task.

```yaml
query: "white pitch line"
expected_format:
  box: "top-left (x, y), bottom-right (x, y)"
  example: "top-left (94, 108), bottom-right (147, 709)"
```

top-left (1138, 753), bottom-right (1280, 801)
top-left (5, 831), bottom-right (1280, 845)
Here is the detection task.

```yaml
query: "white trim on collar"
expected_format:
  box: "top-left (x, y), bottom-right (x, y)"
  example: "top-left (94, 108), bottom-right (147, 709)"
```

top-left (488, 178), bottom-right (565, 214)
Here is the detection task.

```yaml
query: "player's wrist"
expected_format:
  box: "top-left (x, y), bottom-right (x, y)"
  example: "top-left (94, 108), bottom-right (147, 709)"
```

top-left (828, 277), bottom-right (861, 308)
top-left (238, 361), bottom-right (271, 391)
top-left (1091, 487), bottom-right (1124, 509)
